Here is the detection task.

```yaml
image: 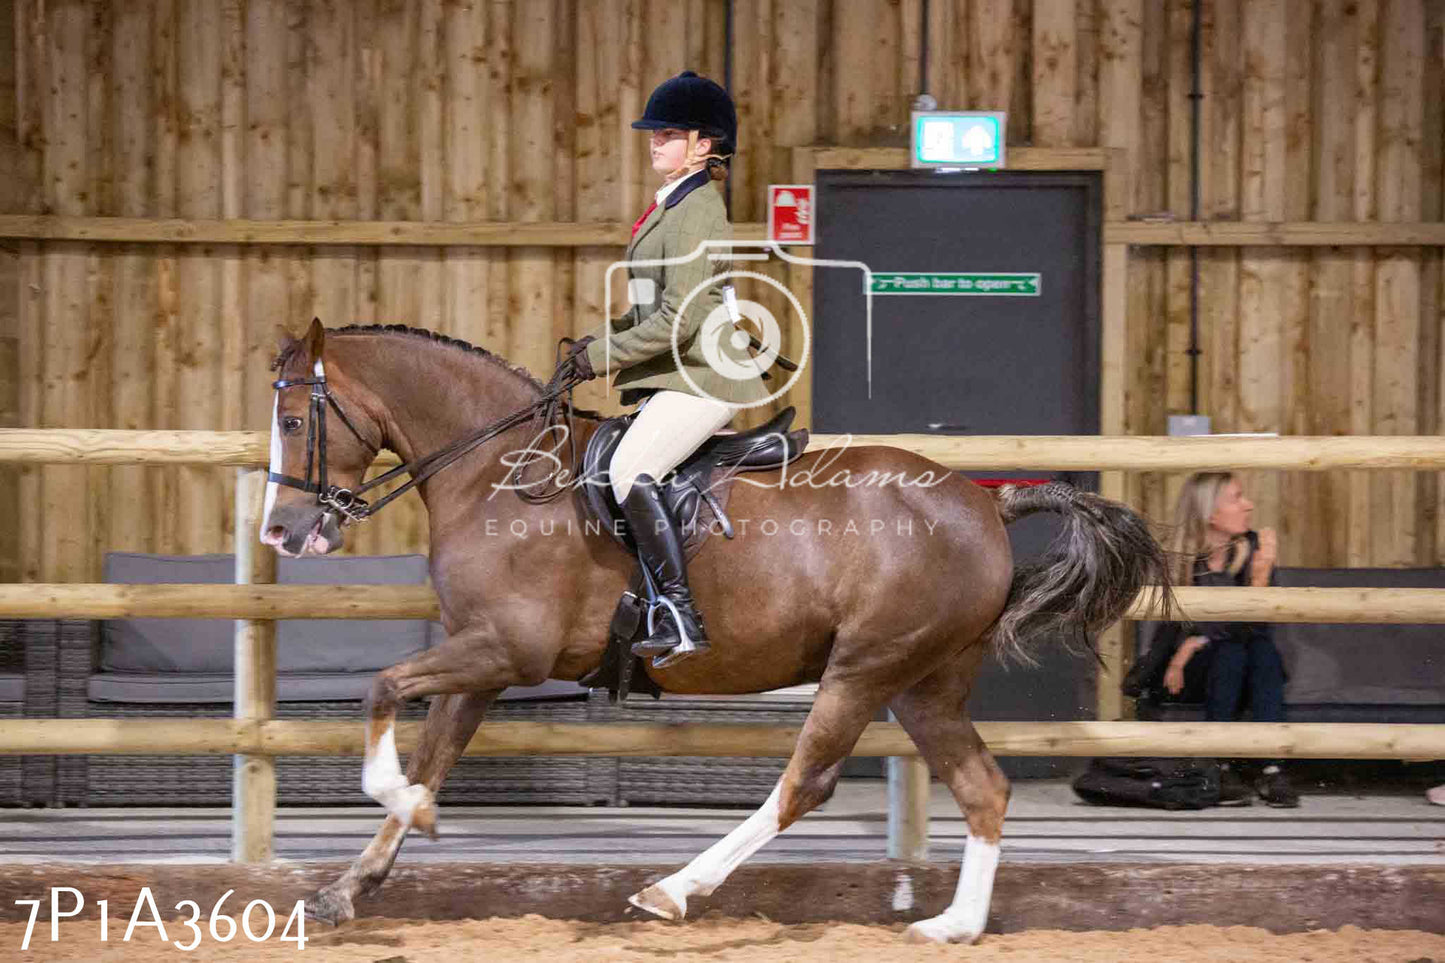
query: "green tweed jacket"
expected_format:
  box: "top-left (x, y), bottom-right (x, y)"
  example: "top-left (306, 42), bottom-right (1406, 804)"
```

top-left (583, 170), bottom-right (770, 407)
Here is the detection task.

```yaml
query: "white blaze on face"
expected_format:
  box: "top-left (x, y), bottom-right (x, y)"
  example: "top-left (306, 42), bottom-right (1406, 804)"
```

top-left (260, 393), bottom-right (282, 538)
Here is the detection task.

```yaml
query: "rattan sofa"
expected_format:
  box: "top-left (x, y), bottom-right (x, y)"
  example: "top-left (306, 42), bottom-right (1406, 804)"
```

top-left (0, 618), bottom-right (65, 806)
top-left (32, 551), bottom-right (616, 807)
top-left (590, 687), bottom-right (816, 806)
top-left (1135, 566), bottom-right (1445, 725)
top-left (5, 551), bottom-right (822, 809)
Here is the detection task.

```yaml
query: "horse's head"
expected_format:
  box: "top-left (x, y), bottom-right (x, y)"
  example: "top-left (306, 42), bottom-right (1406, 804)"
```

top-left (261, 319), bottom-right (384, 556)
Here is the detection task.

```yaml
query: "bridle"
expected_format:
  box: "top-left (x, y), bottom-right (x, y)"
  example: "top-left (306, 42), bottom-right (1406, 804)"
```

top-left (268, 345), bottom-right (586, 526)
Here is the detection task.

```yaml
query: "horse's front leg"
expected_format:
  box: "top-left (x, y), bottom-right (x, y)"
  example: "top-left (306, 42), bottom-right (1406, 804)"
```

top-left (361, 632), bottom-right (538, 834)
top-left (310, 688), bottom-right (498, 925)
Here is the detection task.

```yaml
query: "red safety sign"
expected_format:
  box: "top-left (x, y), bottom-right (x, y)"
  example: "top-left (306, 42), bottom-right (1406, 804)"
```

top-left (767, 184), bottom-right (813, 245)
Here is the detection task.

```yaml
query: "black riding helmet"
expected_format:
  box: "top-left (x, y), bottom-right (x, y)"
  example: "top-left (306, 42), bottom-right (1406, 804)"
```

top-left (632, 70), bottom-right (737, 155)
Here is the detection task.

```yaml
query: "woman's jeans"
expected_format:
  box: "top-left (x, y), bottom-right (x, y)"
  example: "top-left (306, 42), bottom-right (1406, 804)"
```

top-left (1202, 636), bottom-right (1287, 723)
top-left (1187, 634), bottom-right (1287, 770)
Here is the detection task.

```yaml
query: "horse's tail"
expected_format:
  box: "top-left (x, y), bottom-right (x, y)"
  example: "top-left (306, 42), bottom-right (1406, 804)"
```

top-left (988, 481), bottom-right (1177, 666)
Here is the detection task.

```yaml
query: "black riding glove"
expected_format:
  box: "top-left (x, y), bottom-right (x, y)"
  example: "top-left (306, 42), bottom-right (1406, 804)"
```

top-left (562, 335), bottom-right (598, 382)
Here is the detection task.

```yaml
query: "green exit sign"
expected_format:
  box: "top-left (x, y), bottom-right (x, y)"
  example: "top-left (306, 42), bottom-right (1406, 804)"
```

top-left (911, 111), bottom-right (1006, 168)
top-left (871, 272), bottom-right (1041, 296)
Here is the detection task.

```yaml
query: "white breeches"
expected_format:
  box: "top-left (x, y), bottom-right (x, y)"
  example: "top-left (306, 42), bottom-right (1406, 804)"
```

top-left (609, 389), bottom-right (736, 503)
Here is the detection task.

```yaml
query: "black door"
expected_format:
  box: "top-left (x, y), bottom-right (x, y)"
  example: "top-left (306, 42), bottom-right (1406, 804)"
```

top-left (813, 169), bottom-right (1102, 778)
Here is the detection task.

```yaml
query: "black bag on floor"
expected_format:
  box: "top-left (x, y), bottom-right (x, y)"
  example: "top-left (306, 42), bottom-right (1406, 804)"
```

top-left (1072, 757), bottom-right (1222, 810)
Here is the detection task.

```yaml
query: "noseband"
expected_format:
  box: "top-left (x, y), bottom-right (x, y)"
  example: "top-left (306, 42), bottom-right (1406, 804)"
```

top-left (269, 356), bottom-right (586, 526)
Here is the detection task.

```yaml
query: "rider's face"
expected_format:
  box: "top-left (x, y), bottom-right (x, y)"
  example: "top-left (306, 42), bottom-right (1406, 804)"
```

top-left (649, 128), bottom-right (711, 179)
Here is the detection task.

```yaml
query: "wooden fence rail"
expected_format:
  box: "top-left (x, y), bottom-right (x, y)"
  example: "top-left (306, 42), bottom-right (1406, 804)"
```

top-left (0, 719), bottom-right (1440, 762)
top-left (2, 584), bottom-right (1445, 624)
top-left (3, 215), bottom-right (1444, 248)
top-left (4, 429), bottom-right (1445, 471)
top-left (3, 434), bottom-right (1443, 864)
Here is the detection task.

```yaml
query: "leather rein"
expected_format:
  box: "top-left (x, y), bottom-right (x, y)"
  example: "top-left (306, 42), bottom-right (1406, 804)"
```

top-left (267, 347), bottom-right (586, 526)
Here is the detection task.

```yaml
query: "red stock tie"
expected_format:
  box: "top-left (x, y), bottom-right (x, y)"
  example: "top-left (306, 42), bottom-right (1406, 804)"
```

top-left (631, 200), bottom-right (658, 238)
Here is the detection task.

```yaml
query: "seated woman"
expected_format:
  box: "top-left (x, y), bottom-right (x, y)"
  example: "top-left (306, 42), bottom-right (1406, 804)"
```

top-left (1156, 471), bottom-right (1299, 808)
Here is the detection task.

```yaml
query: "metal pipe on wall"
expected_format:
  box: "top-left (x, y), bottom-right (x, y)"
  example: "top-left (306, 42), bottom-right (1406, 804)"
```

top-left (1187, 0), bottom-right (1204, 412)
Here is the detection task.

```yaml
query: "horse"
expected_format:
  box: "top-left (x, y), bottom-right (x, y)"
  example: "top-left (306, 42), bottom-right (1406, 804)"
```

top-left (261, 319), bottom-right (1173, 944)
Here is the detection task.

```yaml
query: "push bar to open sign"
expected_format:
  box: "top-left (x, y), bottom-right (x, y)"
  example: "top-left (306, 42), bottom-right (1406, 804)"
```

top-left (870, 272), bottom-right (1041, 296)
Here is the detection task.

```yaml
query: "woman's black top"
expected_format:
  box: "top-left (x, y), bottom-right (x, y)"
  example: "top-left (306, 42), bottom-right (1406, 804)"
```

top-left (1122, 529), bottom-right (1276, 699)
top-left (1182, 529), bottom-right (1276, 646)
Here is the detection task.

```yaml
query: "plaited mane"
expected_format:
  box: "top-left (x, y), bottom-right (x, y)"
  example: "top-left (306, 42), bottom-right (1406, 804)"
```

top-left (270, 323), bottom-right (603, 419)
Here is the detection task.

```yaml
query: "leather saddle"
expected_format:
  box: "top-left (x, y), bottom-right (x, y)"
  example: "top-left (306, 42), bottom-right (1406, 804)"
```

top-left (577, 404), bottom-right (810, 559)
top-left (576, 405), bottom-right (810, 700)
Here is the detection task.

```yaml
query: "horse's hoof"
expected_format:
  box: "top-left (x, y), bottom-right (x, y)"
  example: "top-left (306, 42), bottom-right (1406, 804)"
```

top-left (305, 887), bottom-right (355, 927)
top-left (628, 882), bottom-right (686, 921)
top-left (409, 787), bottom-right (440, 841)
top-left (903, 918), bottom-right (981, 945)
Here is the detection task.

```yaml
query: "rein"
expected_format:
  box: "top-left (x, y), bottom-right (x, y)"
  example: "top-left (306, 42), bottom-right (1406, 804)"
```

top-left (268, 346), bottom-right (586, 525)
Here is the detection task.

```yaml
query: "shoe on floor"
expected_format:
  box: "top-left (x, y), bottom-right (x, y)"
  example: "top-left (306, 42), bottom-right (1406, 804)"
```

top-left (1217, 764), bottom-right (1254, 807)
top-left (1427, 784), bottom-right (1445, 806)
top-left (1256, 768), bottom-right (1300, 808)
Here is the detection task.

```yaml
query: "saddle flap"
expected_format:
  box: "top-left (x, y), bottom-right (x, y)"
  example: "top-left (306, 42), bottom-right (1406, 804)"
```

top-left (698, 406), bottom-right (796, 465)
top-left (579, 414), bottom-right (635, 552)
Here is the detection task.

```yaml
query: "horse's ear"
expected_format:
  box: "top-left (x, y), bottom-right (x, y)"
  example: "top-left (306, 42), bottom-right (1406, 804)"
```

top-left (304, 317), bottom-right (326, 363)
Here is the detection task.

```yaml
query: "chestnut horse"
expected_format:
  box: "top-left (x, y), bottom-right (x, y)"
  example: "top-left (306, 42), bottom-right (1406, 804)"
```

top-left (262, 320), bottom-right (1172, 944)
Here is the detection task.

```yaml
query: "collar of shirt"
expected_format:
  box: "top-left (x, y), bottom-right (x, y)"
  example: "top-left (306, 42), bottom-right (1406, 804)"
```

top-left (655, 167), bottom-right (703, 206)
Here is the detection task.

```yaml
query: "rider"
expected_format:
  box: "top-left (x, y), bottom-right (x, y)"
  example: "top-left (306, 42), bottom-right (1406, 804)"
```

top-left (561, 71), bottom-right (769, 666)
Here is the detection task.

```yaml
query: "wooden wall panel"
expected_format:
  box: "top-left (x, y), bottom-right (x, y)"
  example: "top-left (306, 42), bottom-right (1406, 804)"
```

top-left (0, 0), bottom-right (21, 582)
top-left (3, 0), bottom-right (1444, 581)
top-left (1425, 0), bottom-right (1445, 567)
top-left (1372, 0), bottom-right (1426, 566)
top-left (1032, 0), bottom-right (1077, 146)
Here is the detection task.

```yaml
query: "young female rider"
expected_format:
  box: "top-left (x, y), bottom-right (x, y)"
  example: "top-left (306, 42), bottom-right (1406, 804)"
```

top-left (559, 71), bottom-right (769, 667)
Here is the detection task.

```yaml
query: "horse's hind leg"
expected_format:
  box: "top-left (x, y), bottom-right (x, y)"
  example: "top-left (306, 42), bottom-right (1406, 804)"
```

top-left (628, 682), bottom-right (887, 920)
top-left (887, 651), bottom-right (1010, 945)
top-left (310, 689), bottom-right (497, 924)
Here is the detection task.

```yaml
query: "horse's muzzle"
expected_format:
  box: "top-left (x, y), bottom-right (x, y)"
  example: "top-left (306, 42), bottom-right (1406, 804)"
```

top-left (262, 507), bottom-right (344, 557)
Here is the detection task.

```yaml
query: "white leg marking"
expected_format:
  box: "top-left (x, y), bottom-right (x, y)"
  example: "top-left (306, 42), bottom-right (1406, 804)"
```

top-left (631, 783), bottom-right (783, 920)
top-left (362, 723), bottom-right (426, 827)
top-left (260, 394), bottom-right (282, 537)
top-left (904, 833), bottom-right (1000, 944)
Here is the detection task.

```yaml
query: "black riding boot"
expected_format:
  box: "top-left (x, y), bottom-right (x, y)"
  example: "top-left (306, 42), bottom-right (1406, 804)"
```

top-left (619, 474), bottom-right (710, 666)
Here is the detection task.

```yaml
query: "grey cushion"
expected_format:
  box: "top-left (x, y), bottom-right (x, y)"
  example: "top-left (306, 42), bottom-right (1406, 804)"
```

top-left (0, 673), bottom-right (24, 704)
top-left (277, 555), bottom-right (432, 672)
top-left (1275, 568), bottom-right (1445, 705)
top-left (89, 672), bottom-right (589, 705)
top-left (101, 553), bottom-right (432, 675)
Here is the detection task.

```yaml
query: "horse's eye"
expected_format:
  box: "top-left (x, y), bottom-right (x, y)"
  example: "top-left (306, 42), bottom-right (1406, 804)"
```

top-left (281, 416), bottom-right (304, 433)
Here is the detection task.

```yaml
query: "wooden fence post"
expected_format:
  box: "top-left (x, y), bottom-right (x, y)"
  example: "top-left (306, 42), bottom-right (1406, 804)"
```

top-left (232, 468), bottom-right (277, 862)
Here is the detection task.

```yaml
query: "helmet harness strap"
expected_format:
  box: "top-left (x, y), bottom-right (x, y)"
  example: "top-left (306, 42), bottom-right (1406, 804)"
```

top-left (663, 128), bottom-right (733, 181)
